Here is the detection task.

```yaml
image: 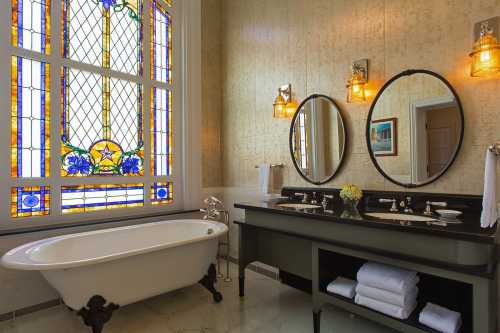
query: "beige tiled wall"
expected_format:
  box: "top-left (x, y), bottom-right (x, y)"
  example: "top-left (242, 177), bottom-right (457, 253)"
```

top-left (201, 0), bottom-right (223, 188)
top-left (216, 0), bottom-right (500, 196)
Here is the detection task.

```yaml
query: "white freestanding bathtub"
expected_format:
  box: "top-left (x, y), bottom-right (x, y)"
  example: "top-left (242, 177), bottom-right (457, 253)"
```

top-left (2, 219), bottom-right (228, 313)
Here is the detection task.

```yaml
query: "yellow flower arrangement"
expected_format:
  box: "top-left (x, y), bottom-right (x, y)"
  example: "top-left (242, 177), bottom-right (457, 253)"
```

top-left (340, 184), bottom-right (363, 201)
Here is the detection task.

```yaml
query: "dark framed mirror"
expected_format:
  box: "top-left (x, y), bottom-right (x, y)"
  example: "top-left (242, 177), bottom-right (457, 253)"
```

top-left (366, 70), bottom-right (464, 188)
top-left (289, 94), bottom-right (347, 185)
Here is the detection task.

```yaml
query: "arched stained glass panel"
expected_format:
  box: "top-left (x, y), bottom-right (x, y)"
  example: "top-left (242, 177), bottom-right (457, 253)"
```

top-left (62, 0), bottom-right (143, 75)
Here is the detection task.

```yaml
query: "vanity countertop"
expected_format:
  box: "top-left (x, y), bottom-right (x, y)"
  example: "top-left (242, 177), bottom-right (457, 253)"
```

top-left (234, 200), bottom-right (497, 244)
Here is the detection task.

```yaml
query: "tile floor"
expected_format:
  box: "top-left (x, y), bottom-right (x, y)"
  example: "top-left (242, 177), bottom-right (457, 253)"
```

top-left (0, 263), bottom-right (396, 333)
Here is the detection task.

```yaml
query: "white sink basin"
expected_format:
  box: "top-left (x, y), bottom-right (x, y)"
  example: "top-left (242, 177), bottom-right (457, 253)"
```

top-left (278, 203), bottom-right (322, 209)
top-left (364, 212), bottom-right (437, 222)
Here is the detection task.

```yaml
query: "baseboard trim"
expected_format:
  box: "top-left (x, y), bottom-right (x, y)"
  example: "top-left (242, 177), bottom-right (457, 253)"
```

top-left (226, 256), bottom-right (279, 281)
top-left (0, 299), bottom-right (62, 322)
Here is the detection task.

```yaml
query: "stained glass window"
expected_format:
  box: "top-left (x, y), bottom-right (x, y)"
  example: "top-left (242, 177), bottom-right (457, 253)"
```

top-left (62, 0), bottom-right (143, 75)
top-left (11, 186), bottom-right (50, 218)
top-left (151, 182), bottom-right (172, 205)
top-left (61, 184), bottom-right (144, 214)
top-left (151, 87), bottom-right (171, 176)
top-left (11, 56), bottom-right (50, 178)
top-left (61, 68), bottom-right (144, 177)
top-left (12, 0), bottom-right (51, 54)
top-left (151, 0), bottom-right (172, 83)
top-left (10, 0), bottom-right (176, 221)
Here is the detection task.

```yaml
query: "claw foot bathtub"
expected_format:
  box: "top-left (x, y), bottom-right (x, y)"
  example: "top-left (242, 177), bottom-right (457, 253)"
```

top-left (2, 219), bottom-right (228, 311)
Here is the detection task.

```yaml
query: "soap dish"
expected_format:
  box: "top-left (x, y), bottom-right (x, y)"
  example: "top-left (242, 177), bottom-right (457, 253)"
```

top-left (435, 209), bottom-right (462, 219)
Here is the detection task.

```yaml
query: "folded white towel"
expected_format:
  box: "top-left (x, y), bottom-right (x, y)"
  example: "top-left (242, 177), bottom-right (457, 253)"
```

top-left (355, 294), bottom-right (416, 320)
top-left (357, 262), bottom-right (419, 294)
top-left (481, 149), bottom-right (498, 228)
top-left (356, 283), bottom-right (418, 308)
top-left (258, 164), bottom-right (272, 195)
top-left (326, 277), bottom-right (357, 299)
top-left (419, 303), bottom-right (462, 333)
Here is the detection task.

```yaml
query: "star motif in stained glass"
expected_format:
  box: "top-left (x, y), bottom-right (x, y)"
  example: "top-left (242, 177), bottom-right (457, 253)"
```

top-left (98, 145), bottom-right (116, 161)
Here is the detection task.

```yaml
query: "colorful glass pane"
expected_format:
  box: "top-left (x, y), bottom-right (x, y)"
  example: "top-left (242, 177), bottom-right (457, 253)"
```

top-left (11, 56), bottom-right (50, 178)
top-left (12, 0), bottom-right (51, 54)
top-left (110, 2), bottom-right (143, 75)
top-left (151, 0), bottom-right (171, 83)
top-left (11, 186), bottom-right (50, 218)
top-left (61, 184), bottom-right (144, 214)
top-left (61, 68), bottom-right (144, 176)
top-left (62, 0), bottom-right (143, 75)
top-left (151, 87), bottom-right (171, 176)
top-left (151, 182), bottom-right (173, 205)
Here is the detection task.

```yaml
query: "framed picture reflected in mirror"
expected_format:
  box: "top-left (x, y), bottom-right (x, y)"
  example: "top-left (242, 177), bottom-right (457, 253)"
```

top-left (370, 117), bottom-right (397, 157)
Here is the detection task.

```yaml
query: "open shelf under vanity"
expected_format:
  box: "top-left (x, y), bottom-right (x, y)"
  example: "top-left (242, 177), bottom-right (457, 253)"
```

top-left (314, 246), bottom-right (474, 333)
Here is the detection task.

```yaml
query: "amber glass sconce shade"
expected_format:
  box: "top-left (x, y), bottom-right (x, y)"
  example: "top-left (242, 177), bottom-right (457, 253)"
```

top-left (470, 18), bottom-right (500, 77)
top-left (346, 59), bottom-right (368, 103)
top-left (273, 84), bottom-right (297, 118)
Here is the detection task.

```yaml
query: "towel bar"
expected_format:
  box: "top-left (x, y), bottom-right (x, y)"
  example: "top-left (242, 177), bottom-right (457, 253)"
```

top-left (254, 163), bottom-right (284, 168)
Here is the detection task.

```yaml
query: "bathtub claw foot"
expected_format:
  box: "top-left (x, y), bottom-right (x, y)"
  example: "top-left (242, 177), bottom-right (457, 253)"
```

top-left (77, 295), bottom-right (119, 333)
top-left (200, 264), bottom-right (223, 303)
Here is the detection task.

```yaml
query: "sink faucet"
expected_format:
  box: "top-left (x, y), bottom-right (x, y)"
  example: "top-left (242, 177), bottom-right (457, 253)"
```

top-left (322, 194), bottom-right (334, 211)
top-left (294, 192), bottom-right (310, 204)
top-left (400, 196), bottom-right (413, 214)
top-left (423, 201), bottom-right (448, 216)
top-left (379, 198), bottom-right (398, 212)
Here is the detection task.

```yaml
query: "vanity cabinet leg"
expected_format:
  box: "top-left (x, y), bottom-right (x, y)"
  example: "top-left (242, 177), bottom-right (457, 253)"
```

top-left (239, 276), bottom-right (245, 297)
top-left (313, 310), bottom-right (322, 333)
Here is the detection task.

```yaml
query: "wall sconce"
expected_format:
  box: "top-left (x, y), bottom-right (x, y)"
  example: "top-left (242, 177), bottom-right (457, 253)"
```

top-left (273, 84), bottom-right (297, 118)
top-left (346, 59), bottom-right (368, 103)
top-left (470, 17), bottom-right (500, 77)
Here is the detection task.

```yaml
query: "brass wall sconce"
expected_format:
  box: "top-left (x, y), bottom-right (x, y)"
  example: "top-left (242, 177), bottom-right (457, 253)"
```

top-left (273, 84), bottom-right (297, 118)
top-left (470, 17), bottom-right (500, 77)
top-left (346, 59), bottom-right (368, 103)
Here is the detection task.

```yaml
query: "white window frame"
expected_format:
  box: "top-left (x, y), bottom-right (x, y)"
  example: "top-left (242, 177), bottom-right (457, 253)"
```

top-left (0, 0), bottom-right (200, 231)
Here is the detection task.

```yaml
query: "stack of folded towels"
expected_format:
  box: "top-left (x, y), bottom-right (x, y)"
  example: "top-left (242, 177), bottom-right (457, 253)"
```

top-left (354, 262), bottom-right (419, 320)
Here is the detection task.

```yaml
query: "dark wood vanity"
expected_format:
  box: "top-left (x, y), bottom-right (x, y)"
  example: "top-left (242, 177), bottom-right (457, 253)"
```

top-left (235, 187), bottom-right (498, 333)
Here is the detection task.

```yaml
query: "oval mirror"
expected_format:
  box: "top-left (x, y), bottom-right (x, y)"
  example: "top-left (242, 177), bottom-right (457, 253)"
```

top-left (367, 70), bottom-right (464, 188)
top-left (290, 94), bottom-right (347, 185)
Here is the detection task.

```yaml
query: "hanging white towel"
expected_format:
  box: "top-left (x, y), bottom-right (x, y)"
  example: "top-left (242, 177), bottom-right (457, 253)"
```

top-left (357, 262), bottom-right (419, 294)
top-left (355, 294), bottom-right (417, 320)
top-left (481, 149), bottom-right (498, 228)
top-left (418, 303), bottom-right (462, 333)
top-left (258, 164), bottom-right (272, 195)
top-left (355, 283), bottom-right (418, 308)
top-left (326, 277), bottom-right (357, 299)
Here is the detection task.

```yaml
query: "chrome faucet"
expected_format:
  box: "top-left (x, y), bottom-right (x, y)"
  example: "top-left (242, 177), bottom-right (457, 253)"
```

top-left (400, 196), bottom-right (414, 214)
top-left (423, 201), bottom-right (448, 216)
top-left (201, 196), bottom-right (231, 282)
top-left (294, 192), bottom-right (310, 204)
top-left (322, 195), bottom-right (334, 212)
top-left (379, 198), bottom-right (398, 212)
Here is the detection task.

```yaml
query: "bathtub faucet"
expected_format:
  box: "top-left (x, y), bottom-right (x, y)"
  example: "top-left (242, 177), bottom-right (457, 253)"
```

top-left (201, 197), bottom-right (232, 282)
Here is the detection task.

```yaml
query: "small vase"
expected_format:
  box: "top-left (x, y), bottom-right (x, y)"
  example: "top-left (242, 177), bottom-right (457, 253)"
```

top-left (341, 198), bottom-right (361, 220)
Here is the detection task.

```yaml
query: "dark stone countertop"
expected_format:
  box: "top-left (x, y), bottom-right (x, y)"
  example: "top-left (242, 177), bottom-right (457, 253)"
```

top-left (234, 199), bottom-right (497, 244)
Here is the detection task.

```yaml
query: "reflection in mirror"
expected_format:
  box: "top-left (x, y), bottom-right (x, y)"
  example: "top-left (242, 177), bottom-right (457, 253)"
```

top-left (367, 70), bottom-right (463, 187)
top-left (290, 95), bottom-right (346, 185)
